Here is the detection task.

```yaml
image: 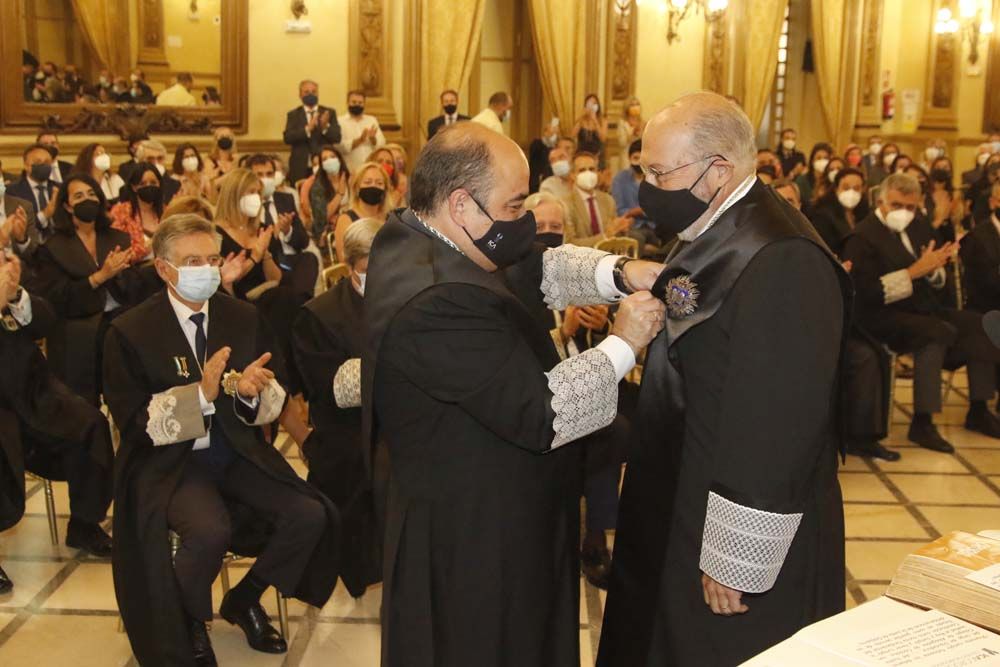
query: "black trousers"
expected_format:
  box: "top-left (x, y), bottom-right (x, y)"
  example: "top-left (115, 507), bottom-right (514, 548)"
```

top-left (843, 334), bottom-right (890, 442)
top-left (166, 451), bottom-right (326, 621)
top-left (581, 415), bottom-right (629, 534)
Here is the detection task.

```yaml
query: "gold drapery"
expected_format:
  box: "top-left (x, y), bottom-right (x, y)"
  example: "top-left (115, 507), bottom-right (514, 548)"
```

top-left (69, 0), bottom-right (130, 74)
top-left (526, 0), bottom-right (589, 137)
top-left (811, 0), bottom-right (854, 148)
top-left (741, 0), bottom-right (790, 131)
top-left (419, 0), bottom-right (486, 140)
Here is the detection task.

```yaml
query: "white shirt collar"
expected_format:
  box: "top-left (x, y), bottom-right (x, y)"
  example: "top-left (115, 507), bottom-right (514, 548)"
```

top-left (166, 287), bottom-right (209, 329)
top-left (681, 174), bottom-right (757, 242)
top-left (303, 104), bottom-right (317, 114)
top-left (992, 213), bottom-right (1000, 238)
top-left (575, 186), bottom-right (596, 200)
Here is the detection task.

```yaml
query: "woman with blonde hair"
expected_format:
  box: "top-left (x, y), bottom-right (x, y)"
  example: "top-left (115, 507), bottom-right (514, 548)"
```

top-left (207, 127), bottom-right (239, 180)
top-left (333, 161), bottom-right (392, 262)
top-left (384, 142), bottom-right (410, 205)
top-left (617, 96), bottom-right (644, 171)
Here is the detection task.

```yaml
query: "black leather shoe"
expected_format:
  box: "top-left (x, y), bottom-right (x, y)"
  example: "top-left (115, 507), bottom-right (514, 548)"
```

top-left (908, 420), bottom-right (955, 453)
top-left (65, 520), bottom-right (112, 557)
top-left (846, 440), bottom-right (901, 462)
top-left (219, 593), bottom-right (287, 654)
top-left (0, 565), bottom-right (12, 594)
top-left (581, 544), bottom-right (612, 590)
top-left (189, 617), bottom-right (217, 667)
top-left (966, 408), bottom-right (1000, 439)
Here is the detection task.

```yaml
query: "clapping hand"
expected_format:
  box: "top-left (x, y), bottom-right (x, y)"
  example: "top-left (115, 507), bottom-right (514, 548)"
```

top-left (907, 240), bottom-right (957, 280)
top-left (42, 186), bottom-right (59, 219)
top-left (319, 110), bottom-right (331, 130)
top-left (277, 211), bottom-right (294, 235)
top-left (220, 250), bottom-right (250, 290)
top-left (306, 111), bottom-right (319, 133)
top-left (200, 347), bottom-right (231, 402)
top-left (252, 225), bottom-right (274, 262)
top-left (0, 254), bottom-right (22, 311)
top-left (96, 245), bottom-right (132, 283)
top-left (3, 206), bottom-right (29, 245)
top-left (236, 352), bottom-right (276, 399)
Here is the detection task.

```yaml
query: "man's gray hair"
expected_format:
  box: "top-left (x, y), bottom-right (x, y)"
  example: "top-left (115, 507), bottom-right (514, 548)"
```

top-left (524, 191), bottom-right (567, 219)
top-left (299, 79), bottom-right (318, 91)
top-left (136, 139), bottom-right (167, 160)
top-left (152, 214), bottom-right (220, 261)
top-left (879, 172), bottom-right (922, 199)
top-left (670, 91), bottom-right (756, 171)
top-left (342, 217), bottom-right (382, 266)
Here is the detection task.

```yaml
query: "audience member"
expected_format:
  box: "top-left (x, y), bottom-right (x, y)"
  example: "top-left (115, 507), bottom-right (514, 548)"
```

top-left (809, 167), bottom-right (869, 256)
top-left (539, 142), bottom-right (575, 199)
top-left (427, 89), bottom-right (470, 139)
top-left (110, 163), bottom-right (164, 260)
top-left (843, 143), bottom-right (864, 170)
top-left (8, 143), bottom-right (59, 240)
top-left (171, 143), bottom-right (213, 200)
top-left (206, 128), bottom-right (240, 184)
top-left (470, 91), bottom-right (512, 134)
top-left (127, 68), bottom-right (155, 103)
top-left (562, 152), bottom-right (629, 247)
top-left (334, 162), bottom-right (392, 262)
top-left (963, 143), bottom-right (993, 188)
top-left (773, 178), bottom-right (802, 210)
top-left (117, 134), bottom-right (149, 183)
top-left (867, 141), bottom-right (900, 186)
top-left (337, 90), bottom-right (386, 174)
top-left (156, 72), bottom-right (197, 106)
top-left (776, 128), bottom-right (806, 178)
top-left (283, 80), bottom-right (342, 185)
top-left (162, 195), bottom-right (215, 221)
top-left (301, 146), bottom-right (349, 244)
top-left (920, 138), bottom-right (948, 172)
top-left (862, 135), bottom-right (884, 175)
top-left (959, 182), bottom-right (1000, 321)
top-left (36, 132), bottom-right (74, 185)
top-left (572, 94), bottom-right (609, 167)
top-left (616, 97), bottom-right (645, 168)
top-left (369, 147), bottom-right (403, 205)
top-left (843, 173), bottom-right (1000, 453)
top-left (527, 121), bottom-right (560, 193)
top-left (0, 168), bottom-right (40, 261)
top-left (795, 142), bottom-right (833, 208)
top-left (72, 143), bottom-right (125, 204)
top-left (385, 143), bottom-right (410, 206)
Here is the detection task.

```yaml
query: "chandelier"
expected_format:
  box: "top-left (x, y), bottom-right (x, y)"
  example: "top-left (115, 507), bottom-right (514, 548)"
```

top-left (638, 0), bottom-right (729, 44)
top-left (934, 0), bottom-right (994, 66)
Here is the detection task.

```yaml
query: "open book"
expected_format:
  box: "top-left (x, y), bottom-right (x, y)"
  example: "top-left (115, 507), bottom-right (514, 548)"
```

top-left (743, 531), bottom-right (1000, 666)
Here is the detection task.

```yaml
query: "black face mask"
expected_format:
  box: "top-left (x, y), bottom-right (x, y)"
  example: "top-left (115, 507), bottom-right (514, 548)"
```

top-left (44, 145), bottom-right (59, 159)
top-left (30, 163), bottom-right (52, 182)
top-left (72, 199), bottom-right (102, 223)
top-left (136, 184), bottom-right (160, 203)
top-left (302, 93), bottom-right (318, 107)
top-left (465, 196), bottom-right (537, 269)
top-left (537, 232), bottom-right (563, 249)
top-left (443, 104), bottom-right (458, 116)
top-left (631, 163), bottom-right (643, 176)
top-left (348, 104), bottom-right (365, 116)
top-left (217, 137), bottom-right (233, 150)
top-left (358, 186), bottom-right (386, 206)
top-left (638, 156), bottom-right (723, 242)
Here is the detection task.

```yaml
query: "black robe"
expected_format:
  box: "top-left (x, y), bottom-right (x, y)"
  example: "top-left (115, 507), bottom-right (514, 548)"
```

top-left (959, 215), bottom-right (1000, 313)
top-left (362, 210), bottom-right (583, 667)
top-left (292, 279), bottom-right (385, 598)
top-left (102, 290), bottom-right (341, 667)
top-left (0, 295), bottom-right (112, 531)
top-left (598, 181), bottom-right (851, 666)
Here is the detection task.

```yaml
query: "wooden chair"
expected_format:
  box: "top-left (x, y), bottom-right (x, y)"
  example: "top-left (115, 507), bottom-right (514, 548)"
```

top-left (325, 231), bottom-right (338, 265)
top-left (322, 263), bottom-right (351, 292)
top-left (595, 236), bottom-right (639, 259)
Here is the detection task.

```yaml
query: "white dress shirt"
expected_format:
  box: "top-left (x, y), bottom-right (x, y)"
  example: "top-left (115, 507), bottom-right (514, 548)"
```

top-left (25, 176), bottom-right (51, 228)
top-left (470, 108), bottom-right (505, 135)
top-left (166, 290), bottom-right (216, 450)
top-left (6, 288), bottom-right (32, 326)
top-left (337, 113), bottom-right (386, 173)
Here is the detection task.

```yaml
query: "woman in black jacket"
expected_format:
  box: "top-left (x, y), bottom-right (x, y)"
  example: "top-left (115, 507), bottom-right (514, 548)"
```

top-left (808, 167), bottom-right (869, 258)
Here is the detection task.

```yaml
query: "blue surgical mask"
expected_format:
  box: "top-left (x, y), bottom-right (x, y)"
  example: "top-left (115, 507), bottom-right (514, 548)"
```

top-left (168, 263), bottom-right (221, 302)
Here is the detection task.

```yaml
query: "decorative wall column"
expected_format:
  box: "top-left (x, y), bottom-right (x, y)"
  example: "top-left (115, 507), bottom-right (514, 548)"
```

top-left (855, 0), bottom-right (884, 128)
top-left (349, 0), bottom-right (400, 130)
top-left (136, 0), bottom-right (169, 69)
top-left (703, 12), bottom-right (729, 95)
top-left (920, 0), bottom-right (960, 131)
top-left (605, 0), bottom-right (638, 118)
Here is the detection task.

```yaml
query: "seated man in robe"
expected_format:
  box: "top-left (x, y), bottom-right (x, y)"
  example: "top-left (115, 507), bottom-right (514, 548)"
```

top-left (102, 214), bottom-right (341, 667)
top-left (0, 251), bottom-right (114, 594)
top-left (291, 217), bottom-right (387, 599)
top-left (844, 173), bottom-right (1000, 453)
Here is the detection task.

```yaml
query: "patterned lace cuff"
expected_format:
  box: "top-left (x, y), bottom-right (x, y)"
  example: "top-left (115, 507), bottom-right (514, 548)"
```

top-left (880, 269), bottom-right (913, 305)
top-left (235, 380), bottom-right (287, 426)
top-left (146, 383), bottom-right (207, 446)
top-left (333, 358), bottom-right (362, 408)
top-left (699, 491), bottom-right (803, 594)
top-left (541, 245), bottom-right (612, 311)
top-left (546, 347), bottom-right (618, 449)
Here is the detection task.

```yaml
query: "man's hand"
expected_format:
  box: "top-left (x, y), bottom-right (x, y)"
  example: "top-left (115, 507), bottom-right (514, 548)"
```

top-left (560, 306), bottom-right (581, 341)
top-left (236, 352), bottom-right (276, 399)
top-left (43, 186), bottom-right (59, 219)
top-left (94, 245), bottom-right (132, 284)
top-left (0, 254), bottom-right (22, 311)
top-left (702, 573), bottom-right (749, 616)
top-left (277, 211), bottom-right (294, 235)
top-left (200, 347), bottom-right (231, 402)
top-left (319, 110), bottom-right (331, 130)
top-left (578, 304), bottom-right (609, 331)
top-left (622, 259), bottom-right (667, 292)
top-left (367, 126), bottom-right (379, 145)
top-left (907, 240), bottom-right (956, 280)
top-left (606, 216), bottom-right (632, 236)
top-left (5, 206), bottom-right (29, 244)
top-left (611, 291), bottom-right (666, 355)
top-left (306, 111), bottom-right (319, 133)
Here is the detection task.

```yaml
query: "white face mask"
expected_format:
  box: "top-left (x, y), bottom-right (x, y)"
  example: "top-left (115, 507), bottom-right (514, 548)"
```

top-left (587, 102), bottom-right (600, 114)
top-left (882, 153), bottom-right (898, 168)
top-left (551, 160), bottom-right (571, 177)
top-left (576, 171), bottom-right (599, 191)
top-left (813, 158), bottom-right (830, 173)
top-left (182, 156), bottom-right (199, 173)
top-left (782, 139), bottom-right (795, 150)
top-left (355, 271), bottom-right (367, 296)
top-left (240, 193), bottom-right (262, 219)
top-left (273, 170), bottom-right (285, 188)
top-left (93, 153), bottom-right (111, 172)
top-left (925, 147), bottom-right (942, 161)
top-left (154, 163), bottom-right (166, 176)
top-left (827, 169), bottom-right (840, 183)
top-left (883, 208), bottom-right (915, 232)
top-left (260, 177), bottom-right (276, 199)
top-left (979, 152), bottom-right (991, 166)
top-left (322, 157), bottom-right (341, 174)
top-left (837, 189), bottom-right (862, 210)
top-left (502, 109), bottom-right (511, 122)
top-left (869, 142), bottom-right (883, 156)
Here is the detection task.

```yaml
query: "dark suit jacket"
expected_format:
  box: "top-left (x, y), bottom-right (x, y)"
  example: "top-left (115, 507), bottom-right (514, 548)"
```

top-left (426, 113), bottom-right (470, 140)
top-left (264, 191), bottom-right (309, 263)
top-left (3, 194), bottom-right (40, 259)
top-left (960, 217), bottom-right (1000, 313)
top-left (52, 159), bottom-right (74, 184)
top-left (161, 176), bottom-right (181, 208)
top-left (7, 177), bottom-right (55, 217)
top-left (808, 195), bottom-right (870, 258)
top-left (963, 166), bottom-right (984, 188)
top-left (283, 105), bottom-right (342, 185)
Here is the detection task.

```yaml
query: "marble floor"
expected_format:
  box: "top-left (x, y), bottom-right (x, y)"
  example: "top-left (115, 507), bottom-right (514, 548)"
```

top-left (0, 370), bottom-right (998, 665)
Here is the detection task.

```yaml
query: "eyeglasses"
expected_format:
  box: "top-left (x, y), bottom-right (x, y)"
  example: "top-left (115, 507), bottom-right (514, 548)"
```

top-left (643, 154), bottom-right (725, 180)
top-left (176, 256), bottom-right (223, 267)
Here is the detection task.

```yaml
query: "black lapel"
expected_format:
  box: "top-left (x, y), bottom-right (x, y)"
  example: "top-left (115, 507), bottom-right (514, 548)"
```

top-left (864, 217), bottom-right (918, 269)
top-left (147, 290), bottom-right (205, 382)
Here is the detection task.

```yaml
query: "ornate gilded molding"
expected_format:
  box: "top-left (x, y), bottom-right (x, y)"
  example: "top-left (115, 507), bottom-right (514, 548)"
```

top-left (855, 0), bottom-right (884, 128)
top-left (931, 34), bottom-right (956, 108)
top-left (39, 105), bottom-right (214, 138)
top-left (137, 0), bottom-right (170, 68)
top-left (608, 0), bottom-right (638, 102)
top-left (921, 0), bottom-right (959, 131)
top-left (349, 0), bottom-right (398, 129)
top-left (703, 13), bottom-right (728, 94)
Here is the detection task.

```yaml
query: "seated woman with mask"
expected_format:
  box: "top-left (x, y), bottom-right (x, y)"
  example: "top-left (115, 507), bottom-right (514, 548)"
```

top-left (110, 163), bottom-right (164, 261)
top-left (291, 218), bottom-right (386, 599)
top-left (333, 162), bottom-right (392, 262)
top-left (300, 146), bottom-right (349, 245)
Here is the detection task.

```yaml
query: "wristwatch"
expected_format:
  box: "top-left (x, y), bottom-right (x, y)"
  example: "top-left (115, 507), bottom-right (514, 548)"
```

top-left (612, 256), bottom-right (634, 295)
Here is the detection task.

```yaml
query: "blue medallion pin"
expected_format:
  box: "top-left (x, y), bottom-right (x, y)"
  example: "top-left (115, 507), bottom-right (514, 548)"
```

top-left (663, 274), bottom-right (699, 319)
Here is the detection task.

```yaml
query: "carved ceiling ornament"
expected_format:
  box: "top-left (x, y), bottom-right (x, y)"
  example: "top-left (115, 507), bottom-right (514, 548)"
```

top-left (859, 0), bottom-right (882, 107)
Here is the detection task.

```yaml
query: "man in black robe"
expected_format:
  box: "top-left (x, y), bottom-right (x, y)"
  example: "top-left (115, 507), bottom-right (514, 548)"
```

top-left (291, 218), bottom-right (387, 599)
top-left (598, 92), bottom-right (851, 666)
top-left (0, 254), bottom-right (114, 590)
top-left (362, 123), bottom-right (667, 667)
top-left (103, 214), bottom-right (340, 667)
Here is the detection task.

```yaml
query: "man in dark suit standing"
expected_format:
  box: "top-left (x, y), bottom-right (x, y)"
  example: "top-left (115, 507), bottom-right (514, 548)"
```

top-left (283, 80), bottom-right (342, 186)
top-left (426, 89), bottom-right (471, 140)
top-left (7, 144), bottom-right (58, 241)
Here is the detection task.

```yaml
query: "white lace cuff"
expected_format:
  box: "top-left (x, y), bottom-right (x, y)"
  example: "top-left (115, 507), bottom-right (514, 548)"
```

top-left (699, 491), bottom-right (803, 594)
top-left (541, 245), bottom-right (614, 311)
top-left (546, 347), bottom-right (618, 449)
top-left (235, 379), bottom-right (287, 426)
top-left (146, 383), bottom-right (207, 446)
top-left (880, 269), bottom-right (913, 304)
top-left (333, 358), bottom-right (362, 408)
